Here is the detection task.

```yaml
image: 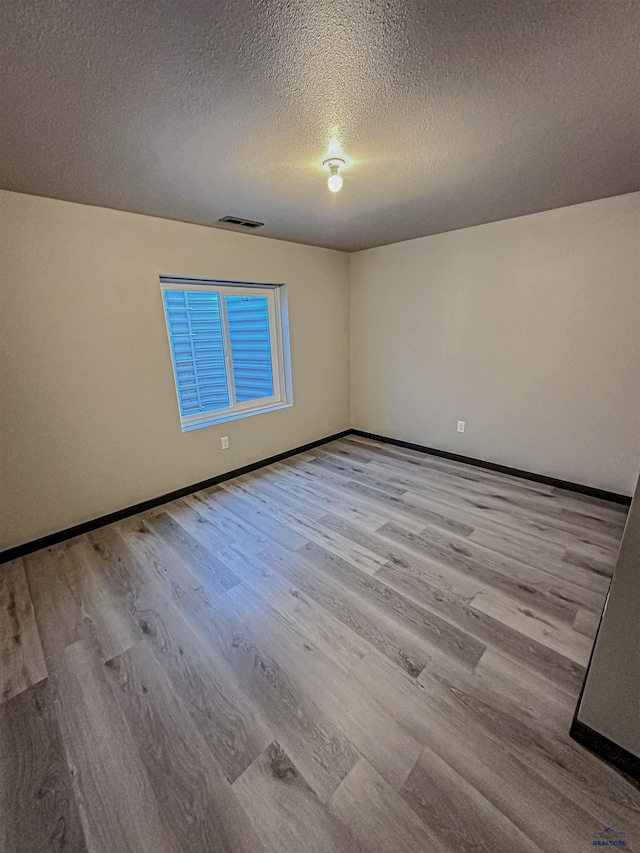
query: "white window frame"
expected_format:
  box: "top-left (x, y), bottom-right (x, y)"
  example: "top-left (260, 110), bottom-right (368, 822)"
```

top-left (160, 277), bottom-right (293, 432)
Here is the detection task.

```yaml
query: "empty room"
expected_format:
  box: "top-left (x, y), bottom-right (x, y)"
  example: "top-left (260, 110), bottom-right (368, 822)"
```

top-left (1, 1), bottom-right (639, 850)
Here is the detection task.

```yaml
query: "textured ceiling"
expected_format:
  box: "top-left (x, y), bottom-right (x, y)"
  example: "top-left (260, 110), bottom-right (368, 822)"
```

top-left (1, 0), bottom-right (638, 251)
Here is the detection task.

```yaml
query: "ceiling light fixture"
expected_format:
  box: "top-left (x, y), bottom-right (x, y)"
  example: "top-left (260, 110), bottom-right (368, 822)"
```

top-left (323, 157), bottom-right (345, 192)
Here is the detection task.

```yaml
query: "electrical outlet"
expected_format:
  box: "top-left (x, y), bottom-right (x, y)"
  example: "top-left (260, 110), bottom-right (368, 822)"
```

top-left (457, 421), bottom-right (465, 433)
top-left (221, 436), bottom-right (229, 449)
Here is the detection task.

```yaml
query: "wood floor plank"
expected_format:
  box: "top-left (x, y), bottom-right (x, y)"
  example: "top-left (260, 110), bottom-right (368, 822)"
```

top-left (400, 745), bottom-right (544, 852)
top-left (221, 575), bottom-right (423, 791)
top-left (376, 556), bottom-right (586, 693)
top-left (470, 647), bottom-right (576, 718)
top-left (202, 485), bottom-right (309, 551)
top-left (87, 525), bottom-right (155, 593)
top-left (180, 492), bottom-right (272, 554)
top-left (573, 607), bottom-right (601, 639)
top-left (116, 515), bottom-right (202, 592)
top-left (341, 448), bottom-right (568, 559)
top-left (319, 512), bottom-right (482, 600)
top-left (342, 439), bottom-right (628, 536)
top-left (162, 578), bottom-right (362, 802)
top-left (328, 520), bottom-right (492, 629)
top-left (416, 653), bottom-right (640, 839)
top-left (341, 436), bottom-right (556, 496)
top-left (233, 741), bottom-right (364, 853)
top-left (279, 456), bottom-right (429, 534)
top-left (308, 451), bottom-right (409, 497)
top-left (259, 542), bottom-right (435, 677)
top-left (469, 590), bottom-right (592, 666)
top-left (222, 476), bottom-right (389, 574)
top-left (0, 679), bottom-right (87, 853)
top-left (350, 439), bottom-right (621, 556)
top-left (213, 544), bottom-right (372, 674)
top-left (410, 493), bottom-right (615, 593)
top-left (562, 547), bottom-right (617, 578)
top-left (24, 547), bottom-right (85, 660)
top-left (400, 477), bottom-right (621, 555)
top-left (333, 514), bottom-right (583, 621)
top-left (104, 639), bottom-right (268, 853)
top-left (299, 541), bottom-right (487, 671)
top-left (351, 651), bottom-right (639, 851)
top-left (470, 529), bottom-right (613, 596)
top-left (338, 440), bottom-right (573, 517)
top-left (312, 462), bottom-right (477, 539)
top-left (166, 496), bottom-right (258, 555)
top-left (352, 443), bottom-right (626, 532)
top-left (550, 484), bottom-right (629, 515)
top-left (126, 578), bottom-right (274, 784)
top-left (557, 503), bottom-right (626, 536)
top-left (408, 519), bottom-right (605, 615)
top-left (92, 523), bottom-right (272, 787)
top-left (0, 558), bottom-right (47, 702)
top-left (146, 510), bottom-right (242, 595)
top-left (341, 446), bottom-right (619, 584)
top-left (257, 463), bottom-right (391, 531)
top-left (55, 536), bottom-right (142, 663)
top-left (328, 757), bottom-right (445, 853)
top-left (52, 639), bottom-right (172, 853)
top-left (234, 468), bottom-right (326, 520)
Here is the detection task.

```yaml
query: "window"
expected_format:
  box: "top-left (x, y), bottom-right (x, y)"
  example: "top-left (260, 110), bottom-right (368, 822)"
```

top-left (160, 277), bottom-right (292, 431)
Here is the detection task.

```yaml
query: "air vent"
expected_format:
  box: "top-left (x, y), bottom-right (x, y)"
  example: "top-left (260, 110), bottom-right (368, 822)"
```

top-left (218, 216), bottom-right (265, 229)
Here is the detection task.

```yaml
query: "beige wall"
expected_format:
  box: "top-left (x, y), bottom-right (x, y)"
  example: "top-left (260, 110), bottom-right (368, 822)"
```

top-left (0, 191), bottom-right (350, 551)
top-left (350, 193), bottom-right (640, 496)
top-left (2, 190), bottom-right (639, 552)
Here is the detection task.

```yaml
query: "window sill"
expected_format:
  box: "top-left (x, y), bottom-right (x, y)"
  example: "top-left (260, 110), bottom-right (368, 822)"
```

top-left (180, 400), bottom-right (293, 433)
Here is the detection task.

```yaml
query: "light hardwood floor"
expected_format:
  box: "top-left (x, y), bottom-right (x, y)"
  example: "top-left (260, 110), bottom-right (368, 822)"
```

top-left (1, 435), bottom-right (638, 852)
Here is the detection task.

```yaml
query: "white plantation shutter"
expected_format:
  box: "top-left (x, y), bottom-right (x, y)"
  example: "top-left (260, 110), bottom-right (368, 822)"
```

top-left (161, 278), bottom-right (291, 430)
top-left (226, 294), bottom-right (274, 402)
top-left (163, 289), bottom-right (229, 416)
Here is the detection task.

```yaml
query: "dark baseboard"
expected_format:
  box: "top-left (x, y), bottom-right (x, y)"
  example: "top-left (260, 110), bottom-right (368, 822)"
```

top-left (0, 429), bottom-right (351, 565)
top-left (2, 425), bottom-right (630, 564)
top-left (349, 430), bottom-right (632, 506)
top-left (570, 717), bottom-right (640, 784)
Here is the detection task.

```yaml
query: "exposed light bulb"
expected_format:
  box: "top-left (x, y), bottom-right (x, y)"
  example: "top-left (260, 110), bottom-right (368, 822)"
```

top-left (323, 157), bottom-right (345, 193)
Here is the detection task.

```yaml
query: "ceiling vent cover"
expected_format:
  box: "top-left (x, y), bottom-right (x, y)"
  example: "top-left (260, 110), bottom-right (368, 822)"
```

top-left (218, 216), bottom-right (264, 229)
